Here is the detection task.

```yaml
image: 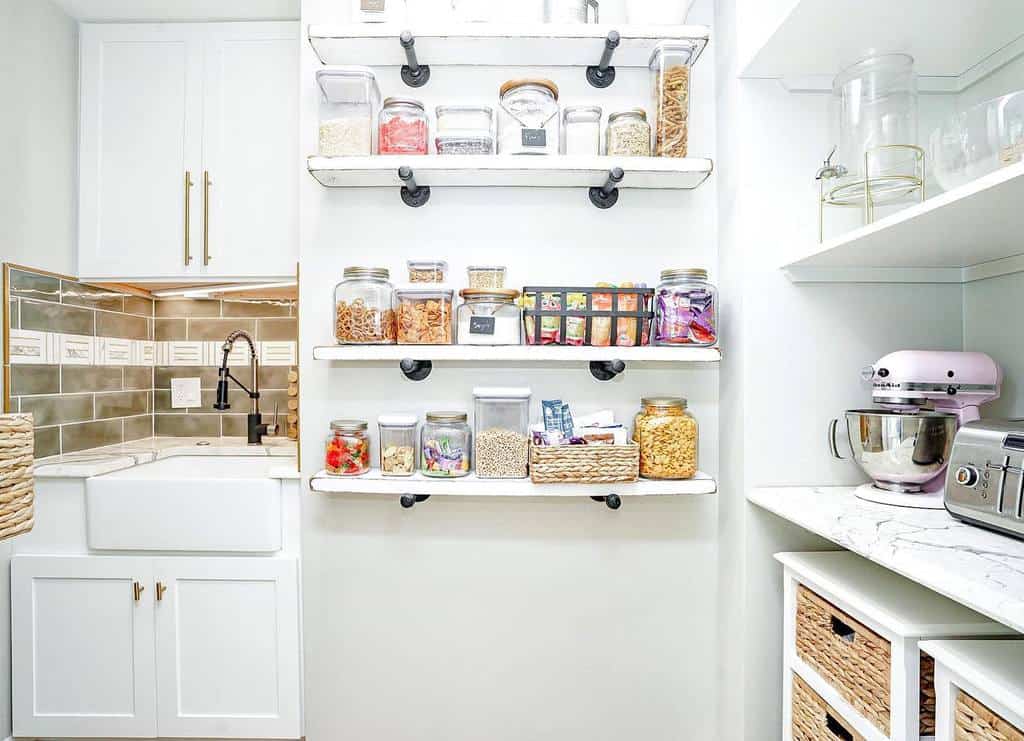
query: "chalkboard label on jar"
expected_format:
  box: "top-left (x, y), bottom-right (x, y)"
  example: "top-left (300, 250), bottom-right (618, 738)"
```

top-left (521, 129), bottom-right (547, 148)
top-left (360, 0), bottom-right (386, 11)
top-left (470, 317), bottom-right (496, 335)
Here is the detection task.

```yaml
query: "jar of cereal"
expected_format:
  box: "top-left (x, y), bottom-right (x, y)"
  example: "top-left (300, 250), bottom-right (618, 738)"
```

top-left (633, 397), bottom-right (697, 479)
top-left (325, 420), bottom-right (370, 476)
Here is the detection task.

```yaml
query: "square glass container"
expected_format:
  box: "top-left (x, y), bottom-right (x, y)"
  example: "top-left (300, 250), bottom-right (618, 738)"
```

top-left (394, 286), bottom-right (454, 344)
top-left (378, 414), bottom-right (418, 476)
top-left (473, 387), bottom-right (531, 479)
top-left (649, 41), bottom-right (699, 158)
top-left (317, 67), bottom-right (381, 157)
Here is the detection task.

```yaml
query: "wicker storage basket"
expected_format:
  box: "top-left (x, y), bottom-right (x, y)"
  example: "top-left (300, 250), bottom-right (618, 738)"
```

top-left (955, 691), bottom-right (1024, 741)
top-left (0, 415), bottom-right (35, 541)
top-left (791, 672), bottom-right (865, 741)
top-left (795, 585), bottom-right (892, 735)
top-left (920, 652), bottom-right (937, 737)
top-left (529, 444), bottom-right (639, 484)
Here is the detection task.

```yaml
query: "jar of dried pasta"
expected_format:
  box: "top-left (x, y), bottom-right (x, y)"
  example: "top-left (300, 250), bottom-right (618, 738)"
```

top-left (395, 286), bottom-right (454, 345)
top-left (334, 267), bottom-right (396, 345)
top-left (633, 396), bottom-right (697, 479)
top-left (649, 41), bottom-right (700, 158)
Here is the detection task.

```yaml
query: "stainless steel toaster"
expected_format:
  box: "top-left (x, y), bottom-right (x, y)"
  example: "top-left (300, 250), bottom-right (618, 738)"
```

top-left (945, 419), bottom-right (1024, 540)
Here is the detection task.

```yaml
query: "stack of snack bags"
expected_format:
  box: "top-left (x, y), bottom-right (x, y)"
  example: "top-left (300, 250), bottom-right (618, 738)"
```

top-left (531, 402), bottom-right (628, 446)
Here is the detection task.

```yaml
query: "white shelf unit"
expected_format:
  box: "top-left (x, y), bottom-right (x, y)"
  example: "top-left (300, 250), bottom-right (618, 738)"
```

top-left (781, 162), bottom-right (1024, 284)
top-left (739, 0), bottom-right (1024, 92)
top-left (310, 470), bottom-right (717, 498)
top-left (307, 155), bottom-right (714, 190)
top-left (312, 344), bottom-right (722, 363)
top-left (308, 23), bottom-right (709, 68)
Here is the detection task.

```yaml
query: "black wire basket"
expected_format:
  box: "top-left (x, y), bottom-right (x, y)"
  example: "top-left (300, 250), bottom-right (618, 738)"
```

top-left (522, 286), bottom-right (654, 347)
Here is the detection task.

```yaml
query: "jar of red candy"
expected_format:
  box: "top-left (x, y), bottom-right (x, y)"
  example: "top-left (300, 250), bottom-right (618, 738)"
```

top-left (379, 97), bottom-right (428, 154)
top-left (654, 268), bottom-right (718, 346)
top-left (324, 420), bottom-right (370, 476)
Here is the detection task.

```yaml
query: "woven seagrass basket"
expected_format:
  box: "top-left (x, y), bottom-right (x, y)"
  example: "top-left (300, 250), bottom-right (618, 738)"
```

top-left (529, 444), bottom-right (639, 484)
top-left (0, 415), bottom-right (34, 541)
top-left (955, 691), bottom-right (1024, 741)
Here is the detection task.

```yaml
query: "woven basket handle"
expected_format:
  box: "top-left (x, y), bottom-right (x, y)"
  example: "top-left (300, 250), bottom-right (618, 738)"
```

top-left (825, 713), bottom-right (854, 741)
top-left (830, 616), bottom-right (856, 643)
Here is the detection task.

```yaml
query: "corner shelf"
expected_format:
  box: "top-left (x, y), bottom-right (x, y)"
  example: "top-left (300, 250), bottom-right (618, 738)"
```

top-left (781, 162), bottom-right (1024, 284)
top-left (313, 344), bottom-right (721, 363)
top-left (308, 23), bottom-right (709, 68)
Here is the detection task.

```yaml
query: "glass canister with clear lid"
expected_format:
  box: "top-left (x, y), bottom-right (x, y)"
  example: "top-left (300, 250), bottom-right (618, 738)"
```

top-left (633, 397), bottom-right (697, 480)
top-left (334, 267), bottom-right (396, 345)
top-left (317, 67), bottom-right (380, 156)
top-left (395, 286), bottom-right (454, 344)
top-left (422, 412), bottom-right (471, 478)
top-left (435, 105), bottom-right (495, 155)
top-left (407, 260), bottom-right (448, 283)
top-left (607, 109), bottom-right (651, 156)
top-left (379, 97), bottom-right (428, 154)
top-left (498, 79), bottom-right (560, 155)
top-left (654, 268), bottom-right (717, 346)
top-left (650, 40), bottom-right (700, 157)
top-left (473, 387), bottom-right (531, 479)
top-left (467, 266), bottom-right (507, 289)
top-left (561, 106), bottom-right (602, 155)
top-left (325, 419), bottom-right (371, 476)
top-left (378, 414), bottom-right (417, 476)
top-left (456, 289), bottom-right (521, 345)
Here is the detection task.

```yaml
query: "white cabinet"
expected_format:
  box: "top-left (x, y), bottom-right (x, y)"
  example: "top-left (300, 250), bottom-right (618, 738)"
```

top-left (78, 23), bottom-right (298, 281)
top-left (12, 555), bottom-right (301, 740)
top-left (12, 557), bottom-right (157, 739)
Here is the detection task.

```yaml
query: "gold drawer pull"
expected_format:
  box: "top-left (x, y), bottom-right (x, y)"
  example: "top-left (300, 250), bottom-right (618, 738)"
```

top-left (156, 582), bottom-right (167, 601)
top-left (133, 581), bottom-right (144, 602)
top-left (184, 171), bottom-right (194, 266)
top-left (202, 170), bottom-right (212, 266)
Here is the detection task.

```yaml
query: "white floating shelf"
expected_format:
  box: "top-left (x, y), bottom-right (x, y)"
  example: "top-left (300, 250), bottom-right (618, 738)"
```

top-left (310, 470), bottom-right (717, 497)
top-left (308, 23), bottom-right (709, 68)
top-left (740, 0), bottom-right (1024, 92)
top-left (313, 344), bottom-right (722, 363)
top-left (781, 162), bottom-right (1024, 284)
top-left (308, 155), bottom-right (714, 190)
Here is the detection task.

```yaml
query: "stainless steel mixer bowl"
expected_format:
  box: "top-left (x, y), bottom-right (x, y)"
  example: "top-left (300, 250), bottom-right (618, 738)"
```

top-left (839, 410), bottom-right (957, 492)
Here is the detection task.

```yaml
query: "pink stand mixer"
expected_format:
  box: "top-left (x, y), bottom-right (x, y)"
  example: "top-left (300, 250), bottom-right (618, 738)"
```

top-left (829, 350), bottom-right (1002, 509)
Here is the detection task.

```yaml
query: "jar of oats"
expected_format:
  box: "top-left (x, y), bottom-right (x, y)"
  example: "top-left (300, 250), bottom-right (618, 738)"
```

top-left (633, 396), bottom-right (697, 479)
top-left (334, 267), bottom-right (396, 345)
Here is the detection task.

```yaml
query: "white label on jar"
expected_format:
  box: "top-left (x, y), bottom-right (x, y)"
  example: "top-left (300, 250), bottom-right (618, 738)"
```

top-left (521, 129), bottom-right (547, 148)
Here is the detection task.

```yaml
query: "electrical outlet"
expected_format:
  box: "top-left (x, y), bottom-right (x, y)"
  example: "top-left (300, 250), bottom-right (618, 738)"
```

top-left (170, 377), bottom-right (202, 409)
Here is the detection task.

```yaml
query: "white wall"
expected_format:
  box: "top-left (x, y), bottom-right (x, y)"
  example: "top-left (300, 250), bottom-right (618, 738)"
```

top-left (299, 2), bottom-right (722, 739)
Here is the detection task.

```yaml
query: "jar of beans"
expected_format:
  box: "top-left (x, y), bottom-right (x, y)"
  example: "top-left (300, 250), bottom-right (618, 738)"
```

top-left (606, 109), bottom-right (651, 156)
top-left (325, 420), bottom-right (370, 476)
top-left (334, 267), bottom-right (396, 345)
top-left (379, 97), bottom-right (428, 155)
top-left (633, 397), bottom-right (697, 480)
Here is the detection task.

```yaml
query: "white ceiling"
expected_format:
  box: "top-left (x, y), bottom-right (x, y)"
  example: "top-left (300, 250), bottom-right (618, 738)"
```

top-left (52, 0), bottom-right (300, 22)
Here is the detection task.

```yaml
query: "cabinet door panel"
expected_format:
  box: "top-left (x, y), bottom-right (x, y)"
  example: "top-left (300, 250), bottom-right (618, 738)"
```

top-left (201, 23), bottom-right (299, 278)
top-left (154, 557), bottom-right (301, 739)
top-left (12, 556), bottom-right (157, 738)
top-left (78, 24), bottom-right (203, 280)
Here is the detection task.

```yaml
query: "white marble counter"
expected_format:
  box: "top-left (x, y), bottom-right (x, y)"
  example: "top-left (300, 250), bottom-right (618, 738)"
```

top-left (748, 486), bottom-right (1024, 635)
top-left (34, 436), bottom-right (298, 480)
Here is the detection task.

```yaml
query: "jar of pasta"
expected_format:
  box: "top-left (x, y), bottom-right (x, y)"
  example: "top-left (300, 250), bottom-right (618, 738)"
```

top-left (650, 41), bottom-right (700, 158)
top-left (633, 397), bottom-right (697, 479)
top-left (325, 420), bottom-right (370, 476)
top-left (334, 267), bottom-right (396, 344)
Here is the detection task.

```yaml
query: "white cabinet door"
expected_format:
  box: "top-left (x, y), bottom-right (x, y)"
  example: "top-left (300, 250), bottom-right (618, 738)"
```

top-left (78, 24), bottom-right (204, 280)
top-left (200, 23), bottom-right (299, 278)
top-left (11, 556), bottom-right (157, 739)
top-left (153, 557), bottom-right (302, 739)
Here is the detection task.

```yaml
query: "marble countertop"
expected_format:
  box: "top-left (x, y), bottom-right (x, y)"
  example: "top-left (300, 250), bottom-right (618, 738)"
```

top-left (748, 486), bottom-right (1024, 635)
top-left (34, 437), bottom-right (299, 480)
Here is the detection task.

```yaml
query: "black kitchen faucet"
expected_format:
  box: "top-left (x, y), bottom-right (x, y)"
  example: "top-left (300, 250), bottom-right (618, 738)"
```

top-left (213, 330), bottom-right (279, 444)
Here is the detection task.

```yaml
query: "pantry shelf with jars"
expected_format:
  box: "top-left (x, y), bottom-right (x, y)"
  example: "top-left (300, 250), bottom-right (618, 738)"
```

top-left (313, 344), bottom-right (721, 362)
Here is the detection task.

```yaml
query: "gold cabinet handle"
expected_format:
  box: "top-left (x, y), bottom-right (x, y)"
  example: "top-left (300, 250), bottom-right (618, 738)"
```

top-left (156, 581), bottom-right (167, 601)
top-left (203, 170), bottom-right (212, 266)
top-left (184, 171), bottom-right (194, 266)
top-left (133, 581), bottom-right (145, 602)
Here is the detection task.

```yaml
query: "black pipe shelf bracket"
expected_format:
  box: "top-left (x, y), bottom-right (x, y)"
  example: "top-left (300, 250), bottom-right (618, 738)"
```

top-left (400, 494), bottom-right (431, 509)
top-left (589, 167), bottom-right (624, 209)
top-left (400, 358), bottom-right (433, 381)
top-left (398, 167), bottom-right (431, 207)
top-left (589, 359), bottom-right (626, 381)
top-left (591, 494), bottom-right (622, 510)
top-left (586, 31), bottom-right (620, 88)
top-left (399, 31), bottom-right (431, 87)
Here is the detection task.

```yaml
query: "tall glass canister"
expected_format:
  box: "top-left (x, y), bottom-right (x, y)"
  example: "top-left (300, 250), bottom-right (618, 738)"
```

top-left (473, 387), bottom-right (531, 479)
top-left (378, 415), bottom-right (417, 476)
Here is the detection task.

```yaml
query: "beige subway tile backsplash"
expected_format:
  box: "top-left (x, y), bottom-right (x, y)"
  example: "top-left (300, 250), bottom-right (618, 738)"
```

top-left (62, 366), bottom-right (123, 393)
top-left (20, 395), bottom-right (94, 426)
top-left (124, 415), bottom-right (153, 441)
top-left (62, 419), bottom-right (123, 453)
top-left (33, 426), bottom-right (60, 458)
top-left (124, 367), bottom-right (153, 390)
top-left (61, 281), bottom-right (124, 313)
top-left (21, 300), bottom-right (95, 336)
top-left (256, 318), bottom-right (298, 341)
top-left (155, 318), bottom-right (187, 341)
top-left (9, 269), bottom-right (60, 302)
top-left (11, 365), bottom-right (60, 396)
top-left (188, 318), bottom-right (256, 342)
top-left (95, 391), bottom-right (149, 420)
top-left (222, 298), bottom-right (292, 318)
top-left (96, 311), bottom-right (151, 341)
top-left (155, 414), bottom-right (221, 437)
top-left (155, 298), bottom-right (221, 318)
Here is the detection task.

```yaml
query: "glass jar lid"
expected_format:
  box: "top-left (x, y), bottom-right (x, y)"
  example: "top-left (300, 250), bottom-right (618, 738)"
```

top-left (382, 97), bottom-right (425, 111)
top-left (315, 66), bottom-right (380, 104)
top-left (459, 288), bottom-right (520, 302)
top-left (660, 268), bottom-right (708, 281)
top-left (467, 265), bottom-right (507, 272)
top-left (426, 411), bottom-right (468, 423)
top-left (563, 105), bottom-right (602, 122)
top-left (499, 78), bottom-right (559, 100)
top-left (436, 104), bottom-right (494, 118)
top-left (640, 397), bottom-right (687, 409)
top-left (649, 40), bottom-right (701, 68)
top-left (473, 387), bottom-right (531, 399)
top-left (331, 419), bottom-right (368, 432)
top-left (609, 108), bottom-right (648, 124)
top-left (343, 266), bottom-right (390, 280)
top-left (378, 414), bottom-right (418, 427)
top-left (407, 260), bottom-right (448, 271)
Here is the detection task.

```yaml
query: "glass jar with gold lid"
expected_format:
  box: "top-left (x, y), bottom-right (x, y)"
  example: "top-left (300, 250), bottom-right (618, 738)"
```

top-left (633, 396), bottom-right (697, 479)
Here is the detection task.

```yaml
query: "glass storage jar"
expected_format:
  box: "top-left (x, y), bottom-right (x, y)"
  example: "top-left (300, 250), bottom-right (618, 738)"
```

top-left (407, 260), bottom-right (448, 283)
top-left (394, 286), bottom-right (454, 344)
top-left (561, 106), bottom-right (602, 155)
top-left (498, 79), bottom-right (560, 155)
top-left (544, 0), bottom-right (598, 23)
top-left (473, 387), bottom-right (531, 479)
top-left (435, 105), bottom-right (495, 155)
top-left (467, 265), bottom-right (507, 289)
top-left (457, 289), bottom-right (522, 345)
top-left (317, 67), bottom-right (380, 157)
top-left (334, 267), bottom-right (396, 345)
top-left (379, 97), bottom-right (428, 154)
top-left (378, 414), bottom-right (417, 476)
top-left (633, 397), bottom-right (697, 479)
top-left (325, 420), bottom-right (371, 476)
top-left (606, 109), bottom-right (651, 156)
top-left (422, 412), bottom-right (471, 478)
top-left (650, 41), bottom-right (699, 157)
top-left (654, 268), bottom-right (717, 346)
